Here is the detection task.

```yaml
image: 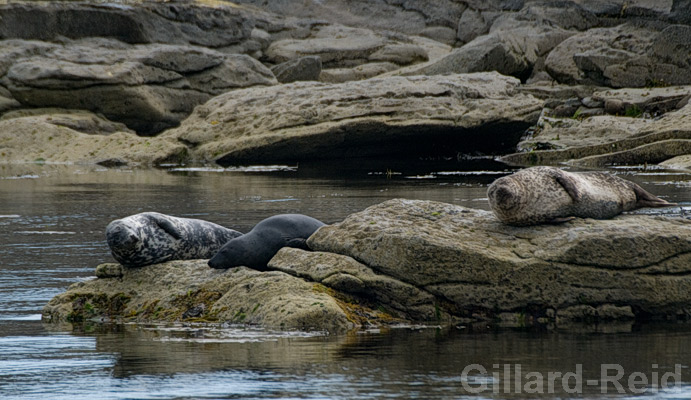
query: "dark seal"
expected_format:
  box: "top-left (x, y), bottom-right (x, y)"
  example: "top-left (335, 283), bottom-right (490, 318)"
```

top-left (487, 166), bottom-right (675, 226)
top-left (106, 212), bottom-right (242, 267)
top-left (207, 214), bottom-right (326, 270)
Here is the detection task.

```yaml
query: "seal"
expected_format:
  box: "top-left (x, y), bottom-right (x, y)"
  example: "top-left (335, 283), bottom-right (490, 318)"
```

top-left (487, 166), bottom-right (675, 226)
top-left (207, 214), bottom-right (326, 270)
top-left (106, 212), bottom-right (242, 268)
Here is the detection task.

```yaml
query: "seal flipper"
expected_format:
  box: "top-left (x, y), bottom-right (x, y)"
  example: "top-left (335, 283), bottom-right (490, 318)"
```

top-left (547, 216), bottom-right (576, 224)
top-left (285, 237), bottom-right (310, 250)
top-left (553, 171), bottom-right (581, 202)
top-left (632, 184), bottom-right (677, 208)
top-left (151, 215), bottom-right (183, 240)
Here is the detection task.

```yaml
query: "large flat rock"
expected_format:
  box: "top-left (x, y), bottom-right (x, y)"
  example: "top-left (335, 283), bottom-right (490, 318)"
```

top-left (163, 72), bottom-right (543, 164)
top-left (307, 199), bottom-right (691, 324)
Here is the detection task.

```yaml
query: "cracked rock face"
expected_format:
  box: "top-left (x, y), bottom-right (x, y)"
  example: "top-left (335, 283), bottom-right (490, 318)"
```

top-left (1, 39), bottom-right (276, 134)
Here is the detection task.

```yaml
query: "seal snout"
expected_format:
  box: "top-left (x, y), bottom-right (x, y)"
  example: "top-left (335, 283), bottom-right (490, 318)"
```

top-left (207, 252), bottom-right (226, 269)
top-left (488, 180), bottom-right (521, 212)
top-left (106, 222), bottom-right (139, 250)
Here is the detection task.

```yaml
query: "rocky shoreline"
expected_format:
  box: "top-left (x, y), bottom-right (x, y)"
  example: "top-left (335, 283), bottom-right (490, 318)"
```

top-left (0, 0), bottom-right (688, 169)
top-left (43, 199), bottom-right (691, 331)
top-left (1, 0), bottom-right (687, 331)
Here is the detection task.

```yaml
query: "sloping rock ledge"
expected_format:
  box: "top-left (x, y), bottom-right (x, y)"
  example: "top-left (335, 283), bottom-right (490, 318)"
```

top-left (43, 199), bottom-right (691, 332)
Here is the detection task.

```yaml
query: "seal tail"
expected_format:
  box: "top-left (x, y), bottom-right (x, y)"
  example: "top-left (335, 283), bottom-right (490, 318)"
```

top-left (633, 184), bottom-right (677, 208)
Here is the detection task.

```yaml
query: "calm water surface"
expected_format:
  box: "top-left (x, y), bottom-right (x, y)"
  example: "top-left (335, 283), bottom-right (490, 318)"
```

top-left (1, 160), bottom-right (690, 399)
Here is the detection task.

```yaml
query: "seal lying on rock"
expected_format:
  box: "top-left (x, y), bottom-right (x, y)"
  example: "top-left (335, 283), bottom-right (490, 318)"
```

top-left (106, 212), bottom-right (242, 267)
top-left (487, 166), bottom-right (674, 226)
top-left (208, 214), bottom-right (325, 270)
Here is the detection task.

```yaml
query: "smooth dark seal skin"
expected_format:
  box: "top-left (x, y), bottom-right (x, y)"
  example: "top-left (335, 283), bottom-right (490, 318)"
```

top-left (487, 166), bottom-right (675, 226)
top-left (208, 214), bottom-right (326, 270)
top-left (106, 212), bottom-right (242, 268)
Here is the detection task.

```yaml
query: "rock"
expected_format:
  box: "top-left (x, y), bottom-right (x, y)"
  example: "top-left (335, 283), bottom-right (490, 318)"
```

top-left (545, 23), bottom-right (691, 87)
top-left (521, 115), bottom-right (650, 151)
top-left (517, 83), bottom-right (601, 101)
top-left (557, 304), bottom-right (635, 323)
top-left (545, 24), bottom-right (657, 85)
top-left (269, 248), bottom-right (441, 321)
top-left (1, 39), bottom-right (276, 134)
top-left (0, 91), bottom-right (19, 113)
top-left (411, 8), bottom-right (582, 80)
top-left (671, 0), bottom-right (691, 24)
top-left (264, 25), bottom-right (386, 68)
top-left (0, 116), bottom-right (187, 165)
top-left (0, 1), bottom-right (253, 47)
top-left (1, 108), bottom-right (134, 135)
top-left (552, 104), bottom-right (579, 118)
top-left (419, 26), bottom-right (458, 45)
top-left (42, 260), bottom-right (353, 332)
top-left (593, 87), bottom-right (691, 116)
top-left (265, 25), bottom-right (428, 71)
top-left (457, 9), bottom-right (500, 44)
top-left (308, 199), bottom-right (691, 322)
top-left (379, 37), bottom-right (452, 77)
top-left (231, 0), bottom-right (466, 39)
top-left (604, 99), bottom-right (626, 115)
top-left (581, 96), bottom-right (603, 108)
top-left (603, 24), bottom-right (691, 88)
top-left (162, 72), bottom-right (543, 164)
top-left (95, 263), bottom-right (124, 279)
top-left (271, 56), bottom-right (322, 83)
top-left (368, 44), bottom-right (428, 65)
top-left (319, 62), bottom-right (399, 83)
top-left (500, 102), bottom-right (691, 166)
top-left (659, 154), bottom-right (691, 171)
top-left (568, 139), bottom-right (691, 167)
top-left (574, 106), bottom-right (605, 118)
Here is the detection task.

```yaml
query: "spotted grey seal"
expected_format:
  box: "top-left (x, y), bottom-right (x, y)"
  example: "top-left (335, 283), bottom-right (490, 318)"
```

top-left (487, 166), bottom-right (674, 226)
top-left (106, 212), bottom-right (242, 267)
top-left (208, 214), bottom-right (325, 270)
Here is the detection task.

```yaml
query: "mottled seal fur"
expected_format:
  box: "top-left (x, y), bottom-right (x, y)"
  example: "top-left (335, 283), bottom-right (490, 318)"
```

top-left (208, 214), bottom-right (326, 270)
top-left (487, 166), bottom-right (674, 226)
top-left (106, 212), bottom-right (242, 267)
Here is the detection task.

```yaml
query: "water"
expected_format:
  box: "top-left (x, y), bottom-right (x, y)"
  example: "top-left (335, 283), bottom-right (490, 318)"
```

top-left (1, 160), bottom-right (690, 399)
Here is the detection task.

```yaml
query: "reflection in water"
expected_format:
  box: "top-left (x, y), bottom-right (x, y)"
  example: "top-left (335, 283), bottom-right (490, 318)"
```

top-left (0, 162), bottom-right (690, 399)
top-left (3, 322), bottom-right (691, 399)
